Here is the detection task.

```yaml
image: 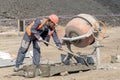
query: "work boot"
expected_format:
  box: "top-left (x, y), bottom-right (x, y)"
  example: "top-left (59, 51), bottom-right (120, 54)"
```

top-left (14, 67), bottom-right (20, 72)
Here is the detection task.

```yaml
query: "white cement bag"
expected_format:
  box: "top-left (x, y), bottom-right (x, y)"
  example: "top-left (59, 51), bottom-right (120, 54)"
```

top-left (0, 51), bottom-right (12, 60)
top-left (25, 50), bottom-right (33, 58)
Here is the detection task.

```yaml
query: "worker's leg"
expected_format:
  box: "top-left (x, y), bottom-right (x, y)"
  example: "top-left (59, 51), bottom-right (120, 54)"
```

top-left (32, 40), bottom-right (40, 66)
top-left (15, 33), bottom-right (31, 68)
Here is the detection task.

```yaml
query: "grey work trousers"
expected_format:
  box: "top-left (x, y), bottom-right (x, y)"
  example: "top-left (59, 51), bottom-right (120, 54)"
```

top-left (15, 33), bottom-right (40, 68)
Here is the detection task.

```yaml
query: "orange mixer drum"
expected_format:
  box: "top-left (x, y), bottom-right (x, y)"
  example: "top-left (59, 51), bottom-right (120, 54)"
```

top-left (65, 14), bottom-right (99, 48)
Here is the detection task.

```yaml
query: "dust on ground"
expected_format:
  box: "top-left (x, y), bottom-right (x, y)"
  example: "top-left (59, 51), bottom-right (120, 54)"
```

top-left (0, 27), bottom-right (120, 80)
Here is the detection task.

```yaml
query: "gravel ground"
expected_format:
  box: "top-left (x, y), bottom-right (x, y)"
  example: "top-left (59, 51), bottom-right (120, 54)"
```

top-left (0, 0), bottom-right (119, 19)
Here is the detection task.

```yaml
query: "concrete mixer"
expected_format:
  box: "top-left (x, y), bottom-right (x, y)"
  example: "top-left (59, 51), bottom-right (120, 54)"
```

top-left (62, 13), bottom-right (107, 66)
top-left (62, 14), bottom-right (107, 50)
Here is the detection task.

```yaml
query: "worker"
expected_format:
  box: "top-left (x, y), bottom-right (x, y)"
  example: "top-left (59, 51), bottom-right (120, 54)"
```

top-left (14, 14), bottom-right (62, 71)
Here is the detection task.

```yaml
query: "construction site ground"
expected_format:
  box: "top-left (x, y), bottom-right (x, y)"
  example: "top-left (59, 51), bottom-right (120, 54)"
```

top-left (0, 26), bottom-right (120, 80)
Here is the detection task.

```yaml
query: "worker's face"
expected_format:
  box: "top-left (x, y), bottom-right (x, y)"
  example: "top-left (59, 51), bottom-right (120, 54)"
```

top-left (49, 20), bottom-right (55, 28)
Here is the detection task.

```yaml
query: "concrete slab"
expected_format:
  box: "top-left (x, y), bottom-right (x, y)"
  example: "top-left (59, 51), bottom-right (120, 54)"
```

top-left (0, 59), bottom-right (15, 68)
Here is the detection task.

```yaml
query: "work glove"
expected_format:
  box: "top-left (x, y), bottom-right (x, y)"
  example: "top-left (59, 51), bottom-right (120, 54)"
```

top-left (34, 34), bottom-right (43, 42)
top-left (38, 37), bottom-right (43, 42)
top-left (57, 44), bottom-right (63, 50)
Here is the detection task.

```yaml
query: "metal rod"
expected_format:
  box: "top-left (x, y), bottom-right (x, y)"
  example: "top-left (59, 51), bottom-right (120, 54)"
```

top-left (96, 40), bottom-right (100, 69)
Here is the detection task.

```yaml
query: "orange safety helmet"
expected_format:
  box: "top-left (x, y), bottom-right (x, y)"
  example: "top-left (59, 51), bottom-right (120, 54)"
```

top-left (49, 14), bottom-right (59, 25)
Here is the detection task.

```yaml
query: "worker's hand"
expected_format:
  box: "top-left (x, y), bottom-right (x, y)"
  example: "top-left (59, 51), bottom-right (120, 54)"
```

top-left (38, 37), bottom-right (43, 42)
top-left (57, 44), bottom-right (62, 50)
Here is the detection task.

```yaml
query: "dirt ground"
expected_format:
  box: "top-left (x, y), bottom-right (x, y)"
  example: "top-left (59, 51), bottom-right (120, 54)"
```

top-left (0, 26), bottom-right (120, 80)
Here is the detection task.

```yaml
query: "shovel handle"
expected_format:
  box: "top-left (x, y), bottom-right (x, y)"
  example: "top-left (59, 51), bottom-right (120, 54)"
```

top-left (41, 40), bottom-right (78, 57)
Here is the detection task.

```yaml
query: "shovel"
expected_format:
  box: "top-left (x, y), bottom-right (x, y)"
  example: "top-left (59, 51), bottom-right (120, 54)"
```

top-left (40, 39), bottom-right (79, 62)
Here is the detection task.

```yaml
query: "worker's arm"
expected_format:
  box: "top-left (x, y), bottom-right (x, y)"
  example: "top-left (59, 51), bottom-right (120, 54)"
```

top-left (52, 30), bottom-right (62, 48)
top-left (31, 18), bottom-right (44, 39)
